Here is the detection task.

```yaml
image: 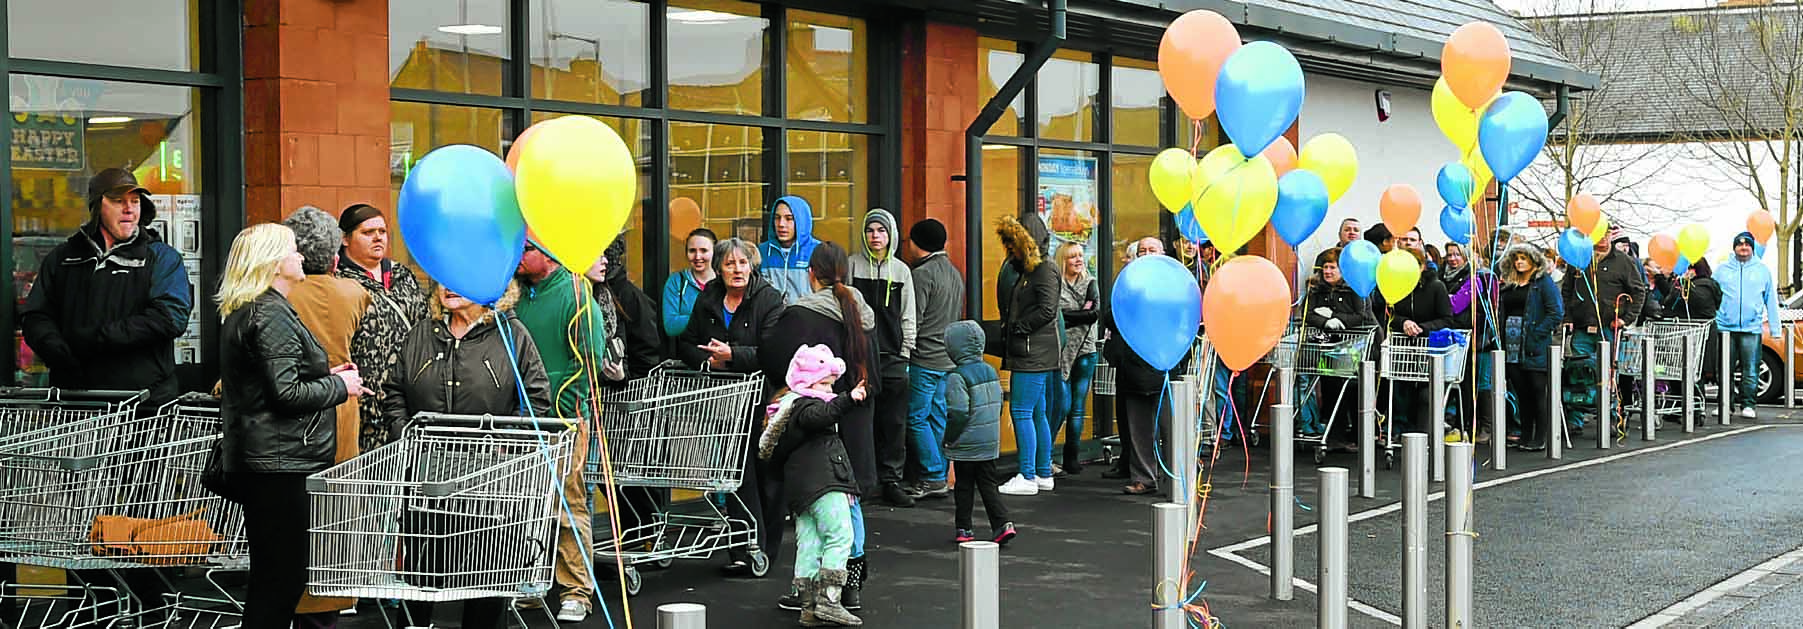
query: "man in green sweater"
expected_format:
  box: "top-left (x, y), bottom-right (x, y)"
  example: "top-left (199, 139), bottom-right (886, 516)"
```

top-left (514, 241), bottom-right (613, 623)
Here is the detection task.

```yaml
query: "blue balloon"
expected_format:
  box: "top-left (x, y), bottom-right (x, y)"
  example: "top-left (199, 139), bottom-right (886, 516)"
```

top-left (1436, 162), bottom-right (1475, 210)
top-left (1478, 92), bottom-right (1550, 184)
top-left (1673, 254), bottom-right (1691, 277)
top-left (1757, 242), bottom-right (1768, 259)
top-left (1440, 205), bottom-right (1474, 246)
top-left (1176, 204), bottom-right (1209, 244)
top-left (397, 145), bottom-right (528, 306)
top-left (1110, 255), bottom-right (1203, 372)
top-left (1213, 41), bottom-right (1305, 156)
top-left (1558, 228), bottom-right (1593, 272)
top-left (1272, 170), bottom-right (1330, 248)
top-left (1338, 241), bottom-right (1381, 298)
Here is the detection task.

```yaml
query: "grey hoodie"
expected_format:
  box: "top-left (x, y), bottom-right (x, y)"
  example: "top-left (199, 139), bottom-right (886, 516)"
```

top-left (850, 208), bottom-right (918, 360)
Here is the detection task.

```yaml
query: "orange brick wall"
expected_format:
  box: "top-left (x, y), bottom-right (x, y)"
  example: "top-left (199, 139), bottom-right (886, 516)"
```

top-left (243, 0), bottom-right (391, 225)
top-left (900, 20), bottom-right (979, 286)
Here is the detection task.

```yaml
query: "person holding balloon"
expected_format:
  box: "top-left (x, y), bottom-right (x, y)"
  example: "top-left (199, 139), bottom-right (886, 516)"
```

top-left (1300, 248), bottom-right (1374, 448)
top-left (1716, 232), bottom-right (1783, 419)
top-left (1496, 245), bottom-right (1564, 451)
top-left (1560, 226), bottom-right (1646, 366)
top-left (662, 227), bottom-right (719, 345)
top-left (1100, 236), bottom-right (1191, 496)
top-left (335, 204), bottom-right (430, 451)
top-left (994, 215), bottom-right (1068, 497)
top-left (1660, 257), bottom-right (1719, 322)
top-left (1373, 248), bottom-right (1456, 438)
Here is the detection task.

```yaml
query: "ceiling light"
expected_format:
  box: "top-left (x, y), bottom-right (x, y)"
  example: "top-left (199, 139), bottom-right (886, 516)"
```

top-left (669, 9), bottom-right (743, 24)
top-left (438, 24), bottom-right (503, 35)
top-left (87, 116), bottom-right (133, 125)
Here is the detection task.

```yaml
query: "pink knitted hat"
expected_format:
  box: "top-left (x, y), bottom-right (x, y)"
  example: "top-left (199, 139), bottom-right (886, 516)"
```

top-left (786, 344), bottom-right (845, 399)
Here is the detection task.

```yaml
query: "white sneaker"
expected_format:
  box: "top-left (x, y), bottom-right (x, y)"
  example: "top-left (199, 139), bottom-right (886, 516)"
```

top-left (998, 474), bottom-right (1039, 496)
top-left (556, 599), bottom-right (589, 623)
top-left (339, 607), bottom-right (358, 616)
top-left (1741, 407), bottom-right (1756, 419)
top-left (1035, 476), bottom-right (1055, 491)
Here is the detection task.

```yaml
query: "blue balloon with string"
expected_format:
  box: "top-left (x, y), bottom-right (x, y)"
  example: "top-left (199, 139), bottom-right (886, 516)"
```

top-left (1176, 203), bottom-right (1209, 244)
top-left (1338, 240), bottom-right (1380, 298)
top-left (1213, 41), bottom-right (1305, 156)
top-left (1272, 170), bottom-right (1330, 247)
top-left (1673, 254), bottom-right (1690, 277)
top-left (1440, 205), bottom-right (1473, 246)
top-left (1436, 162), bottom-right (1475, 210)
top-left (1558, 228), bottom-right (1593, 272)
top-left (1478, 92), bottom-right (1550, 183)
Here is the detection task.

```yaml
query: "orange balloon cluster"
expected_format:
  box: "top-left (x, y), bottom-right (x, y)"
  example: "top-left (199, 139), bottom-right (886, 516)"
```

top-left (1203, 256), bottom-right (1291, 371)
top-left (1379, 184), bottom-right (1422, 236)
top-left (1158, 11), bottom-right (1242, 120)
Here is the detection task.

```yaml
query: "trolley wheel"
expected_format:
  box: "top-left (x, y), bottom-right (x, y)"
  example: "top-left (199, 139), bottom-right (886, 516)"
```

top-left (1247, 431), bottom-right (1261, 447)
top-left (624, 567), bottom-right (642, 596)
top-left (1312, 448), bottom-right (1327, 464)
top-left (1384, 451), bottom-right (1395, 470)
top-left (749, 550), bottom-right (771, 577)
top-left (653, 556), bottom-right (676, 570)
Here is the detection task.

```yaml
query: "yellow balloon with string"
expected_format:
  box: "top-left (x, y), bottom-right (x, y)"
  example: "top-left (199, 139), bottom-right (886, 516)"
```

top-left (1191, 143), bottom-right (1277, 255)
top-left (515, 115), bottom-right (638, 268)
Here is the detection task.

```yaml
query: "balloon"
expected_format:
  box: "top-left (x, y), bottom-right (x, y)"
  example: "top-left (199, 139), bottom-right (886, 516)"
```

top-left (397, 145), bottom-right (528, 306)
top-left (1442, 22), bottom-right (1511, 109)
top-left (1431, 78), bottom-right (1484, 153)
top-left (1678, 224), bottom-right (1710, 261)
top-left (1338, 240), bottom-right (1381, 298)
top-left (1263, 136), bottom-right (1298, 177)
top-left (1589, 216), bottom-right (1610, 244)
top-left (1749, 209), bottom-right (1777, 243)
top-left (1568, 193), bottom-right (1602, 234)
top-left (1150, 148), bottom-right (1200, 213)
top-left (1648, 234), bottom-right (1679, 271)
top-left (669, 196), bottom-right (702, 240)
top-left (1376, 250), bottom-right (1422, 305)
top-left (1272, 170), bottom-right (1330, 248)
top-left (1380, 184), bottom-right (1423, 236)
top-left (1673, 255), bottom-right (1691, 278)
top-left (1440, 205), bottom-right (1473, 246)
top-left (1112, 255), bottom-right (1204, 372)
top-left (1465, 151), bottom-right (1494, 207)
top-left (515, 115), bottom-right (638, 269)
top-left (1158, 10), bottom-right (1242, 120)
top-left (1437, 162), bottom-right (1476, 210)
top-left (1559, 229), bottom-right (1593, 272)
top-left (1176, 204), bottom-right (1209, 244)
top-left (1298, 133), bottom-right (1358, 202)
top-left (1201, 256), bottom-right (1291, 372)
top-left (1191, 144), bottom-right (1278, 255)
top-left (1757, 242), bottom-right (1768, 259)
top-left (1214, 42), bottom-right (1305, 156)
top-left (504, 125), bottom-right (539, 173)
top-left (1477, 92), bottom-right (1549, 183)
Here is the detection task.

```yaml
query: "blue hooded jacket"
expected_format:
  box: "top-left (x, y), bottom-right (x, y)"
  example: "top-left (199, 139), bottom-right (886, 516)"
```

top-left (759, 195), bottom-right (818, 304)
top-left (1715, 255), bottom-right (1782, 334)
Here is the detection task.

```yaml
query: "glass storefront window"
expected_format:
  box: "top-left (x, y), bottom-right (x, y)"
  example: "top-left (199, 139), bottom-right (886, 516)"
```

top-left (669, 121), bottom-right (766, 272)
top-left (8, 0), bottom-right (196, 71)
top-left (1112, 58), bottom-right (1163, 147)
top-left (668, 0), bottom-right (768, 116)
top-left (387, 102), bottom-right (506, 267)
top-left (530, 0), bottom-right (650, 106)
top-left (978, 144), bottom-right (1021, 321)
top-left (391, 0), bottom-right (512, 96)
top-left (785, 130), bottom-right (867, 249)
top-left (528, 113), bottom-right (653, 277)
top-left (978, 39), bottom-right (1026, 137)
top-left (1036, 51), bottom-right (1099, 142)
top-left (9, 75), bottom-right (204, 382)
top-left (1110, 153), bottom-right (1159, 270)
top-left (786, 11), bottom-right (867, 123)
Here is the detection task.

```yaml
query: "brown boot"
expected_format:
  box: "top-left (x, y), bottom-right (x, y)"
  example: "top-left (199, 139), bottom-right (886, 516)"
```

top-left (810, 568), bottom-right (863, 626)
top-left (792, 577), bottom-right (824, 626)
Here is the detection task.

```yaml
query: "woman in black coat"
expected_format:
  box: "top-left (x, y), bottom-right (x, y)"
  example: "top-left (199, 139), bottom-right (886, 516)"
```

top-left (1300, 248), bottom-right (1374, 448)
top-left (1372, 248), bottom-right (1456, 436)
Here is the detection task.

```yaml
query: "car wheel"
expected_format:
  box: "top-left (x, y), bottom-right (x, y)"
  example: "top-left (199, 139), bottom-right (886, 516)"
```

top-left (1755, 349), bottom-right (1784, 404)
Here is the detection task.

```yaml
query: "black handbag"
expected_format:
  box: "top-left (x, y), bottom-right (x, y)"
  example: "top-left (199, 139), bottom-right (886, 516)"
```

top-left (201, 440), bottom-right (246, 504)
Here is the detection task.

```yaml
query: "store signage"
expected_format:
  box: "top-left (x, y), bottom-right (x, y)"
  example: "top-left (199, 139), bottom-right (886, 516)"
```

top-left (10, 114), bottom-right (83, 171)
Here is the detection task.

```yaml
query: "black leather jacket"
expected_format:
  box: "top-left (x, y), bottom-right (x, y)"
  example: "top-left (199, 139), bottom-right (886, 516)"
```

top-left (220, 290), bottom-right (348, 473)
top-left (382, 313), bottom-right (552, 438)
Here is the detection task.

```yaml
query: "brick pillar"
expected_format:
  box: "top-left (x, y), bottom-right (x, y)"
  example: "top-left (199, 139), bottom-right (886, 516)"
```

top-left (900, 20), bottom-right (979, 277)
top-left (243, 0), bottom-right (391, 225)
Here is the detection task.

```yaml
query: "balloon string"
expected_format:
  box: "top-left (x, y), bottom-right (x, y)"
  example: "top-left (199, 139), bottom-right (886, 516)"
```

top-left (567, 272), bottom-right (635, 629)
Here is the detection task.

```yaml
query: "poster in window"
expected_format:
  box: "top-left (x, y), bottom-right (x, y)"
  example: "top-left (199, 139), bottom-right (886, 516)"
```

top-left (1035, 155), bottom-right (1100, 276)
top-left (9, 114), bottom-right (84, 171)
top-left (170, 195), bottom-right (201, 256)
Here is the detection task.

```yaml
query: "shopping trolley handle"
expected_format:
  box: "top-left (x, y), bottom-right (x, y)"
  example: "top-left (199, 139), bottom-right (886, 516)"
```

top-left (410, 412), bottom-right (575, 431)
top-left (0, 387), bottom-right (146, 403)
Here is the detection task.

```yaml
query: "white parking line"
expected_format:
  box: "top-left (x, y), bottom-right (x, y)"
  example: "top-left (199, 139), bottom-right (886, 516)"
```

top-left (1626, 545), bottom-right (1803, 628)
top-left (1206, 424), bottom-right (1772, 626)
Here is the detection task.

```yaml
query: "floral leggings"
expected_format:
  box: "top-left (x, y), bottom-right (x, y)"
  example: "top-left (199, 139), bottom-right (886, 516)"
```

top-left (793, 492), bottom-right (856, 579)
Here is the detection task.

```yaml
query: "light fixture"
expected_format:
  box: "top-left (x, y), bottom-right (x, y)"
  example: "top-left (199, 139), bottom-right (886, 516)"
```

top-left (438, 24), bottom-right (502, 35)
top-left (88, 116), bottom-right (133, 125)
top-left (668, 9), bottom-right (742, 24)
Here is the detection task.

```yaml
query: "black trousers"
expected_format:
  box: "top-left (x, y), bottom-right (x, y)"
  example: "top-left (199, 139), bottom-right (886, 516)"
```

top-left (1508, 365), bottom-right (1552, 445)
top-left (1120, 391), bottom-right (1169, 488)
top-left (242, 472), bottom-right (310, 629)
top-left (873, 369), bottom-right (910, 486)
top-left (406, 598), bottom-right (505, 629)
top-left (952, 460), bottom-right (1010, 530)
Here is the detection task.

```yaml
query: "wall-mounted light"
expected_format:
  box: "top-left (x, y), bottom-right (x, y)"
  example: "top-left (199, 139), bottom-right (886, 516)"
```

top-left (1374, 90), bottom-right (1392, 122)
top-left (438, 24), bottom-right (502, 35)
top-left (668, 9), bottom-right (741, 24)
top-left (88, 116), bottom-right (133, 125)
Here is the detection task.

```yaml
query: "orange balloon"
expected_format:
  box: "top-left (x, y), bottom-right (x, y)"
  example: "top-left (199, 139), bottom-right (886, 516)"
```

top-left (505, 124), bottom-right (541, 173)
top-left (1263, 136), bottom-right (1298, 178)
top-left (1379, 184), bottom-right (1423, 237)
top-left (1202, 256), bottom-right (1291, 372)
top-left (1441, 22), bottom-right (1512, 110)
top-left (1749, 209), bottom-right (1777, 243)
top-left (1648, 234), bottom-right (1679, 271)
top-left (1158, 10), bottom-right (1242, 120)
top-left (669, 197), bottom-right (702, 240)
top-left (1567, 193), bottom-right (1601, 234)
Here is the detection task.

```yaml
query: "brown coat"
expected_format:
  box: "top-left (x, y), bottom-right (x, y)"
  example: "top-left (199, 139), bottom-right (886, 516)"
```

top-left (286, 273), bottom-right (369, 614)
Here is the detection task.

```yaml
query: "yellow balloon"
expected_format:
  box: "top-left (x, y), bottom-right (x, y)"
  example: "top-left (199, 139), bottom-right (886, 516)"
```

top-left (1150, 148), bottom-right (1199, 214)
top-left (1432, 78), bottom-right (1483, 153)
top-left (1376, 250), bottom-right (1422, 305)
top-left (1298, 134), bottom-right (1358, 203)
top-left (515, 116), bottom-right (638, 269)
top-left (1678, 224), bottom-right (1710, 260)
top-left (1191, 144), bottom-right (1278, 255)
top-left (1588, 216), bottom-right (1610, 244)
top-left (1464, 151), bottom-right (1493, 207)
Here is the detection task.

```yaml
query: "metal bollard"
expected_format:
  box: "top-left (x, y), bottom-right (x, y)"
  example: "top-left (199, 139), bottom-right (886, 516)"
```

top-left (1721, 330), bottom-right (1733, 425)
top-left (657, 603), bottom-right (707, 629)
top-left (1643, 336), bottom-right (1658, 442)
top-left (1490, 350), bottom-right (1506, 471)
top-left (1599, 340), bottom-right (1613, 449)
top-left (1152, 503), bottom-right (1187, 629)
top-left (1169, 377), bottom-right (1199, 536)
top-left (1318, 468), bottom-right (1349, 629)
top-left (1682, 337), bottom-right (1697, 433)
top-left (1787, 323), bottom-right (1796, 409)
top-left (1431, 359), bottom-right (1447, 482)
top-left (1359, 361), bottom-right (1377, 498)
top-left (1401, 434), bottom-right (1429, 629)
top-left (1550, 345), bottom-right (1565, 459)
top-left (960, 541), bottom-right (999, 629)
top-left (1271, 402), bottom-right (1294, 601)
top-left (1445, 443), bottom-right (1475, 629)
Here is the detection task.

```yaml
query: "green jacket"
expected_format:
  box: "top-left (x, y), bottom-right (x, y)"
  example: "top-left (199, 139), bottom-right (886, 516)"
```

top-left (514, 266), bottom-right (607, 418)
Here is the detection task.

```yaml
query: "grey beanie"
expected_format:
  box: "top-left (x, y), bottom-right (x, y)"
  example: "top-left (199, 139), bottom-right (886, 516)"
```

top-left (283, 205), bottom-right (341, 275)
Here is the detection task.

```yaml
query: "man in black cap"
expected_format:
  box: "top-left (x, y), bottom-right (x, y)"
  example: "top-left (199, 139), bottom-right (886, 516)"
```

top-left (20, 168), bottom-right (192, 407)
top-left (903, 218), bottom-right (964, 500)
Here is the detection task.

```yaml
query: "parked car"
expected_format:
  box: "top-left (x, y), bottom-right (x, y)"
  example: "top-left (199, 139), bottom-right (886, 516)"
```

top-left (1753, 291), bottom-right (1803, 404)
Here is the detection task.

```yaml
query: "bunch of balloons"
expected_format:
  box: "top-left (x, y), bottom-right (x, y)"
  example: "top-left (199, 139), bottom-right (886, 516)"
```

top-left (1430, 23), bottom-right (1549, 258)
top-left (396, 116), bottom-right (638, 305)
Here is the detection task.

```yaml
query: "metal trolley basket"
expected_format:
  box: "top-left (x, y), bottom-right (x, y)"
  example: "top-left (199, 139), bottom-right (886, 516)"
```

top-left (1378, 333), bottom-right (1471, 466)
top-left (0, 388), bottom-right (144, 448)
top-left (1617, 319), bottom-right (1712, 417)
top-left (1270, 324), bottom-right (1378, 463)
top-left (307, 413), bottom-right (575, 609)
top-left (588, 365), bottom-right (767, 596)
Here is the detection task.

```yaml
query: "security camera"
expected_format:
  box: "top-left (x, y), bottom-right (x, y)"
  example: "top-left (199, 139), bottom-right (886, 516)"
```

top-left (1375, 90), bottom-right (1392, 122)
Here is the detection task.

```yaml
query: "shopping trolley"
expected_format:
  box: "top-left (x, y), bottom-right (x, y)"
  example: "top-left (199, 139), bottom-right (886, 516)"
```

top-left (0, 388), bottom-right (144, 448)
top-left (588, 365), bottom-right (767, 596)
top-left (1097, 340), bottom-right (1219, 467)
top-left (1378, 332), bottom-right (1471, 467)
top-left (1618, 319), bottom-right (1712, 419)
top-left (307, 413), bottom-right (575, 618)
top-left (1093, 359), bottom-right (1116, 397)
top-left (1266, 323), bottom-right (1379, 463)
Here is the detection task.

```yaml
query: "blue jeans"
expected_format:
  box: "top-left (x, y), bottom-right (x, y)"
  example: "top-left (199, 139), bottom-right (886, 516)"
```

top-left (849, 495), bottom-right (865, 558)
top-left (1053, 353), bottom-right (1099, 457)
top-left (1294, 375), bottom-right (1322, 434)
top-left (1212, 358), bottom-right (1249, 438)
top-left (906, 366), bottom-right (950, 482)
top-left (1731, 331), bottom-right (1762, 410)
top-left (1009, 371), bottom-right (1057, 480)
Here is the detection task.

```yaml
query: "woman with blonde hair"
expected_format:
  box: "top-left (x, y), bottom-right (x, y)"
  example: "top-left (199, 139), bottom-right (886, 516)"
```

top-left (1052, 242), bottom-right (1099, 475)
top-left (216, 223), bottom-right (368, 629)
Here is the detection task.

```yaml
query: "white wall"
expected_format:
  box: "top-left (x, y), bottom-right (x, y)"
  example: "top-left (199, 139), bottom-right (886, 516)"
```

top-left (1297, 75), bottom-right (1464, 267)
